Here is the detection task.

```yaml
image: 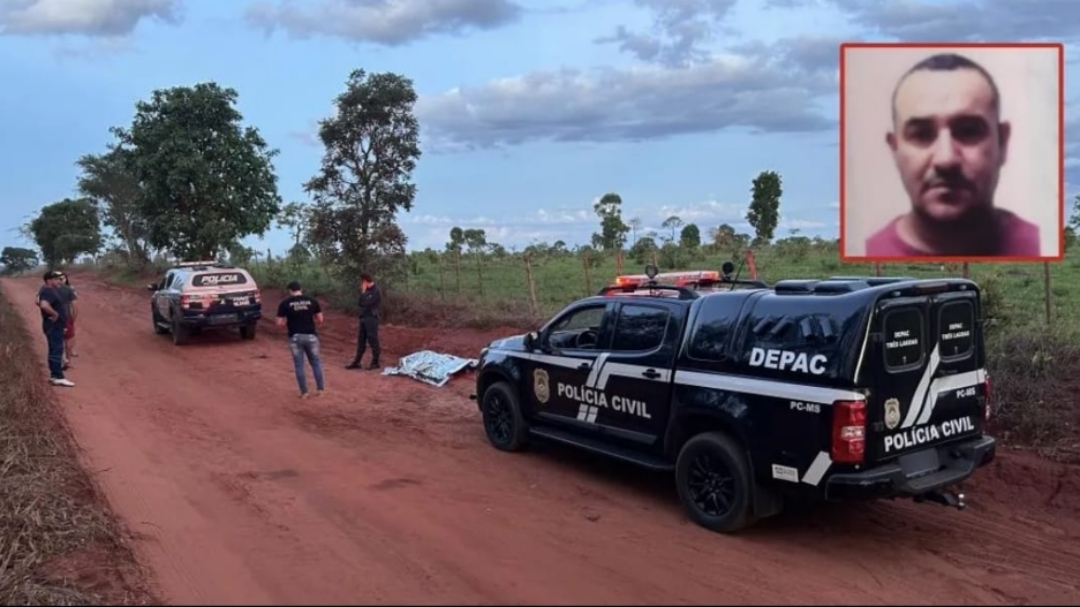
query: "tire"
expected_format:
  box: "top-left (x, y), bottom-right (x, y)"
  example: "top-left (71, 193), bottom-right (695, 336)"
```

top-left (239, 324), bottom-right (256, 340)
top-left (171, 314), bottom-right (189, 345)
top-left (675, 431), bottom-right (756, 533)
top-left (151, 307), bottom-right (168, 334)
top-left (481, 381), bottom-right (529, 452)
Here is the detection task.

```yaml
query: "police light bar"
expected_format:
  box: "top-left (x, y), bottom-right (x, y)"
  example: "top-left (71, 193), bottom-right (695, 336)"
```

top-left (177, 260), bottom-right (219, 267)
top-left (610, 270), bottom-right (721, 287)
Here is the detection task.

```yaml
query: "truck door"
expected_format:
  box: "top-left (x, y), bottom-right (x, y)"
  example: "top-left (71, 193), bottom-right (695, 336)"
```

top-left (592, 299), bottom-right (683, 447)
top-left (529, 301), bottom-right (615, 430)
top-left (864, 289), bottom-right (986, 465)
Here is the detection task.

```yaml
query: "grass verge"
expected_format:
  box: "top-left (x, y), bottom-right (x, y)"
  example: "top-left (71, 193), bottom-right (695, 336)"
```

top-left (0, 285), bottom-right (157, 606)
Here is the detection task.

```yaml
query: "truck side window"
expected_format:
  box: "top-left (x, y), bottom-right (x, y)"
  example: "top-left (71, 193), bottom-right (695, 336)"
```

top-left (938, 300), bottom-right (974, 360)
top-left (610, 304), bottom-right (669, 352)
top-left (546, 305), bottom-right (606, 350)
top-left (687, 297), bottom-right (741, 361)
top-left (883, 308), bottom-right (924, 371)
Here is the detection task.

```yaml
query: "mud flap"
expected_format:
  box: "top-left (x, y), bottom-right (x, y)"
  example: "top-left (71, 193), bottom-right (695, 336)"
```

top-left (752, 481), bottom-right (784, 520)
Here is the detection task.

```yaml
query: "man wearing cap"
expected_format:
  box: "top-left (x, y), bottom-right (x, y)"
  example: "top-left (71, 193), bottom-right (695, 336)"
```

top-left (346, 272), bottom-right (381, 370)
top-left (36, 271), bottom-right (74, 387)
top-left (276, 280), bottom-right (326, 398)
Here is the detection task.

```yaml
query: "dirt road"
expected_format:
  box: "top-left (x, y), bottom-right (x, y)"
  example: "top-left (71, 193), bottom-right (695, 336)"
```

top-left (5, 272), bottom-right (1080, 606)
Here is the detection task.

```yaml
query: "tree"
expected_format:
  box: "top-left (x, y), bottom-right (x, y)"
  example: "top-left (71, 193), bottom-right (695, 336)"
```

top-left (29, 198), bottom-right (103, 266)
top-left (746, 170), bottom-right (782, 246)
top-left (75, 147), bottom-right (153, 265)
top-left (276, 201), bottom-right (312, 262)
top-left (628, 217), bottom-right (642, 245)
top-left (680, 223), bottom-right (701, 249)
top-left (629, 236), bottom-right (659, 265)
top-left (276, 201), bottom-right (310, 250)
top-left (592, 192), bottom-right (630, 251)
top-left (110, 82), bottom-right (282, 259)
top-left (304, 69), bottom-right (421, 280)
top-left (661, 215), bottom-right (683, 242)
top-left (463, 228), bottom-right (488, 294)
top-left (0, 246), bottom-right (38, 274)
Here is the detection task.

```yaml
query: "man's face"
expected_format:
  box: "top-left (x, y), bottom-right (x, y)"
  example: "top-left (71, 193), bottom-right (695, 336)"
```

top-left (886, 67), bottom-right (1010, 224)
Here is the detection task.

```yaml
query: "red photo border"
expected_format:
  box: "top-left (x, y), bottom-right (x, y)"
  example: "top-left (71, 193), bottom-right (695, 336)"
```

top-left (838, 41), bottom-right (1066, 263)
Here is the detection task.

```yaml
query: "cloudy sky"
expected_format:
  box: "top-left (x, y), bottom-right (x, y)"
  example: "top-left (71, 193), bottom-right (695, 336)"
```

top-left (1, 0), bottom-right (1077, 253)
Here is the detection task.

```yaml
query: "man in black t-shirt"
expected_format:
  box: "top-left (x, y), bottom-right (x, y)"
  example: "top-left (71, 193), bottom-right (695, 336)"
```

top-left (36, 271), bottom-right (74, 387)
top-left (276, 281), bottom-right (325, 398)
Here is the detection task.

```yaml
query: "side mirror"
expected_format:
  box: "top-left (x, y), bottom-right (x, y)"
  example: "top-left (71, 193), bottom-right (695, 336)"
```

top-left (147, 283), bottom-right (157, 292)
top-left (522, 332), bottom-right (536, 350)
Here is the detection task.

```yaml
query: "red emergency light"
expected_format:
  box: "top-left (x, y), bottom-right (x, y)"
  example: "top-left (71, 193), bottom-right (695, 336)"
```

top-left (609, 270), bottom-right (721, 288)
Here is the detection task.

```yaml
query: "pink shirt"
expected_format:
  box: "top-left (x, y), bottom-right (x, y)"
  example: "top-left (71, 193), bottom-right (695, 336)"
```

top-left (865, 209), bottom-right (1041, 257)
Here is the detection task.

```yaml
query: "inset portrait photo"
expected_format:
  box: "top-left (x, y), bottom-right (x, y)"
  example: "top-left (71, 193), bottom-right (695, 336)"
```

top-left (840, 43), bottom-right (1064, 261)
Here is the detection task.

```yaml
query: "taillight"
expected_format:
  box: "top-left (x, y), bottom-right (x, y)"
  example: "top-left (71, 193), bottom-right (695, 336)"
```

top-left (180, 294), bottom-right (210, 308)
top-left (254, 290), bottom-right (262, 303)
top-left (831, 399), bottom-right (866, 464)
top-left (983, 373), bottom-right (993, 422)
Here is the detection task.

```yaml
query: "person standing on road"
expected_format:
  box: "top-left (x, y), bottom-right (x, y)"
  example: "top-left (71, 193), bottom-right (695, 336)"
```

top-left (276, 281), bottom-right (326, 399)
top-left (345, 272), bottom-right (381, 370)
top-left (36, 271), bottom-right (74, 387)
top-left (56, 272), bottom-right (78, 367)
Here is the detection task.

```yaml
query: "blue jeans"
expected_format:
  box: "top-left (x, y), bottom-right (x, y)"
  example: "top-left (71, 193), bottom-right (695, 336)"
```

top-left (43, 318), bottom-right (65, 379)
top-left (288, 334), bottom-right (324, 394)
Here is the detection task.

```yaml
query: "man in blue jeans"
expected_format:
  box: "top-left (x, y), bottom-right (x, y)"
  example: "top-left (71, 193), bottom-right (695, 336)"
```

top-left (275, 281), bottom-right (325, 398)
top-left (36, 271), bottom-right (74, 387)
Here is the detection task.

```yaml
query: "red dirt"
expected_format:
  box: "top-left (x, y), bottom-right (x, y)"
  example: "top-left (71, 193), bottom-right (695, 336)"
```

top-left (4, 271), bottom-right (1080, 606)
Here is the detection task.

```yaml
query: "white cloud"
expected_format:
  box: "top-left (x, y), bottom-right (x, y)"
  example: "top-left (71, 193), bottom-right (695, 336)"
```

top-left (418, 49), bottom-right (835, 150)
top-left (0, 0), bottom-right (181, 36)
top-left (245, 0), bottom-right (521, 44)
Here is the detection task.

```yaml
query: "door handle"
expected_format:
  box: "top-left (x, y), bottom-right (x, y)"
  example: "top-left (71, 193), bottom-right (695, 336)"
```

top-left (577, 362), bottom-right (591, 371)
top-left (642, 368), bottom-right (661, 379)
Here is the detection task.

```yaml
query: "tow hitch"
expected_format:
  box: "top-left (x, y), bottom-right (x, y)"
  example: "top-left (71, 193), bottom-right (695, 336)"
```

top-left (915, 489), bottom-right (966, 510)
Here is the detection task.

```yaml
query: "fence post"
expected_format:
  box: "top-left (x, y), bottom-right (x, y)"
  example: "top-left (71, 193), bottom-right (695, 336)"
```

top-left (582, 251), bottom-right (593, 295)
top-left (962, 262), bottom-right (969, 278)
top-left (454, 248), bottom-right (462, 293)
top-left (475, 254), bottom-right (484, 297)
top-left (744, 249), bottom-right (758, 280)
top-left (616, 248), bottom-right (623, 275)
top-left (1044, 261), bottom-right (1052, 326)
top-left (524, 253), bottom-right (539, 316)
top-left (437, 255), bottom-right (446, 300)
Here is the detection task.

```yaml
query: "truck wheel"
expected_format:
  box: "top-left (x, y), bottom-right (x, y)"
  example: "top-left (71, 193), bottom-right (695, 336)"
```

top-left (675, 431), bottom-right (756, 533)
top-left (481, 381), bottom-right (529, 452)
top-left (239, 324), bottom-right (256, 340)
top-left (151, 308), bottom-right (168, 335)
top-left (171, 315), bottom-right (189, 345)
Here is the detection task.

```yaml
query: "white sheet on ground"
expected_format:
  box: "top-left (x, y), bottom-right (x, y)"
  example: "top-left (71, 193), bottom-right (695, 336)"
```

top-left (381, 349), bottom-right (479, 387)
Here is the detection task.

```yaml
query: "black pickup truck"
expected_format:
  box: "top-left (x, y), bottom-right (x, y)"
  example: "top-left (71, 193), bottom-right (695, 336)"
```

top-left (471, 263), bottom-right (996, 533)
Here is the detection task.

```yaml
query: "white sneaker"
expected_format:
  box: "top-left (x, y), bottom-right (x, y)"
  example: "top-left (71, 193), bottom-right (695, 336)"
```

top-left (49, 378), bottom-right (75, 387)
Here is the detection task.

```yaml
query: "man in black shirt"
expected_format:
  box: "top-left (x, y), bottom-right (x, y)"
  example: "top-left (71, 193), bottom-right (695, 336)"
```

top-left (36, 271), bottom-right (74, 387)
top-left (276, 281), bottom-right (325, 398)
top-left (346, 272), bottom-right (381, 370)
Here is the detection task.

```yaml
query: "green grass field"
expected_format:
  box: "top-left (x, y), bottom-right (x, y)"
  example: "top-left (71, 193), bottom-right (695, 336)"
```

top-left (232, 243), bottom-right (1080, 338)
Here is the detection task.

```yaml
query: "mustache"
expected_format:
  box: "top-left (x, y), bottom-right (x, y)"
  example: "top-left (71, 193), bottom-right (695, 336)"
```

top-left (922, 170), bottom-right (972, 191)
